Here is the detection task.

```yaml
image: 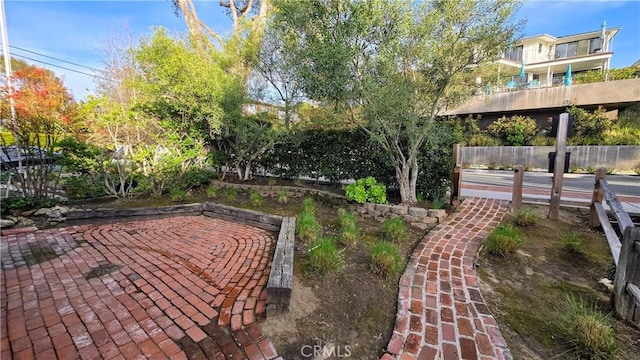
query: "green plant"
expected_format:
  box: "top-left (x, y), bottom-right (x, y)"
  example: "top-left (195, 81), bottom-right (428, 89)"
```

top-left (249, 190), bottom-right (264, 207)
top-left (558, 295), bottom-right (617, 359)
top-left (277, 190), bottom-right (289, 204)
top-left (345, 177), bottom-right (387, 204)
top-left (302, 197), bottom-right (316, 214)
top-left (294, 178), bottom-right (303, 186)
top-left (309, 237), bottom-right (343, 274)
top-left (61, 175), bottom-right (106, 199)
top-left (179, 167), bottom-right (214, 189)
top-left (337, 209), bottom-right (359, 247)
top-left (370, 241), bottom-right (404, 278)
top-left (431, 198), bottom-right (447, 210)
top-left (567, 106), bottom-right (614, 143)
top-left (268, 179), bottom-right (277, 186)
top-left (561, 232), bottom-right (585, 255)
top-left (382, 217), bottom-right (407, 243)
top-left (296, 210), bottom-right (321, 244)
top-left (484, 224), bottom-right (523, 257)
top-left (206, 185), bottom-right (218, 199)
top-left (416, 193), bottom-right (425, 203)
top-left (1, 195), bottom-right (58, 216)
top-left (225, 188), bottom-right (238, 202)
top-left (169, 188), bottom-right (188, 202)
top-left (467, 133), bottom-right (500, 146)
top-left (487, 115), bottom-right (539, 146)
top-left (513, 207), bottom-right (538, 227)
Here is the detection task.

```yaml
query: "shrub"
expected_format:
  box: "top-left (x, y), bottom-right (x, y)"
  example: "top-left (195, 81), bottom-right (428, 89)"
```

top-left (382, 217), bottom-right (407, 243)
top-left (302, 197), bottom-right (316, 214)
top-left (268, 179), bottom-right (277, 186)
top-left (345, 177), bottom-right (387, 204)
top-left (487, 115), bottom-right (539, 146)
top-left (225, 188), bottom-right (238, 202)
top-left (468, 133), bottom-right (500, 146)
top-left (558, 295), bottom-right (617, 359)
top-left (206, 185), bottom-right (218, 199)
top-left (370, 241), bottom-right (404, 278)
top-left (561, 232), bottom-right (585, 255)
top-left (179, 167), bottom-right (214, 189)
top-left (484, 224), bottom-right (523, 257)
top-left (249, 190), bottom-right (264, 207)
top-left (277, 190), bottom-right (289, 204)
top-left (602, 126), bottom-right (640, 145)
top-left (169, 188), bottom-right (188, 202)
top-left (62, 175), bottom-right (106, 199)
top-left (296, 210), bottom-right (321, 244)
top-left (567, 105), bottom-right (614, 142)
top-left (309, 237), bottom-right (343, 274)
top-left (513, 207), bottom-right (538, 227)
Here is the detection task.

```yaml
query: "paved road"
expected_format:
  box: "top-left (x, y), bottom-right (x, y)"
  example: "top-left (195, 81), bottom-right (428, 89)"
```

top-left (462, 169), bottom-right (640, 197)
top-left (460, 169), bottom-right (640, 214)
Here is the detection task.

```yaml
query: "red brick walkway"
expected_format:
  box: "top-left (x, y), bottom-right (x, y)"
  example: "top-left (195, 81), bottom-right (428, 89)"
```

top-left (1, 216), bottom-right (281, 359)
top-left (382, 197), bottom-right (511, 360)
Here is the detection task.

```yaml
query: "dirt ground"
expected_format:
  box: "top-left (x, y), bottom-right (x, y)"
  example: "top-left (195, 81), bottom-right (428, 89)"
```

top-left (477, 205), bottom-right (640, 359)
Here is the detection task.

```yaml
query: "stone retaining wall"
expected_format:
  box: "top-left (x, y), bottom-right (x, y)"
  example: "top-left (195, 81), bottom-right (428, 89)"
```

top-left (351, 203), bottom-right (447, 230)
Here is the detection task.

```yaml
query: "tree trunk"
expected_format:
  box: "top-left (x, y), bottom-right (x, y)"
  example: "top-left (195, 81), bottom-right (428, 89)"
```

top-left (396, 158), bottom-right (419, 204)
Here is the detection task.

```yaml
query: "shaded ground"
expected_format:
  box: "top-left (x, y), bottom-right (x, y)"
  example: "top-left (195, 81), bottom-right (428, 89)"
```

top-left (477, 206), bottom-right (640, 359)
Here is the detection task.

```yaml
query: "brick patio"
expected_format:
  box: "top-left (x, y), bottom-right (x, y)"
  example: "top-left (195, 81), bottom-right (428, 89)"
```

top-left (1, 216), bottom-right (281, 359)
top-left (382, 197), bottom-right (511, 360)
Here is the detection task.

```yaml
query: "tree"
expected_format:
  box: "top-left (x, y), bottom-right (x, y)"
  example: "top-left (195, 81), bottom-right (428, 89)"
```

top-left (0, 61), bottom-right (75, 199)
top-left (273, 0), bottom-right (522, 203)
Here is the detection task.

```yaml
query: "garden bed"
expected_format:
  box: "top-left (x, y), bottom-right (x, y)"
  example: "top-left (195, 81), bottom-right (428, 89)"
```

top-left (477, 206), bottom-right (640, 359)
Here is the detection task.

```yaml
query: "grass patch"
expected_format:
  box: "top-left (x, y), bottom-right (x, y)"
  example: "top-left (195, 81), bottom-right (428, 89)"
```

top-left (513, 207), bottom-right (538, 227)
top-left (561, 231), bottom-right (585, 255)
top-left (558, 295), bottom-right (617, 359)
top-left (484, 224), bottom-right (523, 258)
top-left (296, 210), bottom-right (321, 244)
top-left (337, 209), bottom-right (359, 247)
top-left (277, 190), bottom-right (289, 204)
top-left (382, 217), bottom-right (407, 243)
top-left (431, 198), bottom-right (447, 210)
top-left (302, 196), bottom-right (316, 214)
top-left (225, 188), bottom-right (238, 202)
top-left (309, 237), bottom-right (343, 275)
top-left (370, 241), bottom-right (403, 278)
top-left (206, 185), bottom-right (218, 199)
top-left (169, 188), bottom-right (188, 202)
top-left (249, 190), bottom-right (264, 207)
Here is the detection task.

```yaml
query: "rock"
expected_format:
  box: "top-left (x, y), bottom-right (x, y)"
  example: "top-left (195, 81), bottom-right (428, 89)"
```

top-left (34, 208), bottom-right (52, 216)
top-left (402, 215), bottom-right (419, 223)
top-left (0, 218), bottom-right (15, 228)
top-left (427, 209), bottom-right (447, 218)
top-left (363, 203), bottom-right (376, 211)
top-left (375, 204), bottom-right (393, 214)
top-left (15, 217), bottom-right (36, 227)
top-left (53, 205), bottom-right (70, 215)
top-left (20, 209), bottom-right (36, 217)
top-left (411, 222), bottom-right (431, 230)
top-left (598, 278), bottom-right (614, 292)
top-left (390, 205), bottom-right (408, 215)
top-left (421, 217), bottom-right (438, 224)
top-left (524, 266), bottom-right (534, 276)
top-left (408, 207), bottom-right (428, 217)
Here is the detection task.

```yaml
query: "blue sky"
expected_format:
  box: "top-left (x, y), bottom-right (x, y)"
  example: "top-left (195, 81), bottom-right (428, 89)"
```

top-left (3, 0), bottom-right (640, 100)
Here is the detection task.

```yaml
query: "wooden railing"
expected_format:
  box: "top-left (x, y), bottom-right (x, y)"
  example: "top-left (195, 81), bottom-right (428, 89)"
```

top-left (589, 167), bottom-right (640, 323)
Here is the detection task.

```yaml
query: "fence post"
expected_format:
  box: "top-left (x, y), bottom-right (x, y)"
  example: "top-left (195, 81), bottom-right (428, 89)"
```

top-left (549, 113), bottom-right (569, 220)
top-left (450, 144), bottom-right (462, 206)
top-left (589, 167), bottom-right (607, 227)
top-left (511, 165), bottom-right (524, 214)
top-left (614, 227), bottom-right (640, 323)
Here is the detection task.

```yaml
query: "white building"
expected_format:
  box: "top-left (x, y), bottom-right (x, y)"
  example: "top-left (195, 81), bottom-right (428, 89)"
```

top-left (498, 22), bottom-right (619, 89)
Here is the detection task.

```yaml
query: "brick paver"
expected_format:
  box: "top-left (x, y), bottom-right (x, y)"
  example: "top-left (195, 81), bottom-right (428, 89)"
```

top-left (383, 197), bottom-right (511, 360)
top-left (1, 216), bottom-right (282, 359)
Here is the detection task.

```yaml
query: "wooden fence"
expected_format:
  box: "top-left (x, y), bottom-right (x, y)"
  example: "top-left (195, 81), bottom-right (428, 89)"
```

top-left (588, 167), bottom-right (640, 323)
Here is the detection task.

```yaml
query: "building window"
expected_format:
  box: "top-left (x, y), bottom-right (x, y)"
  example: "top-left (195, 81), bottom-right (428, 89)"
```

top-left (503, 45), bottom-right (523, 62)
top-left (555, 37), bottom-right (603, 59)
top-left (538, 43), bottom-right (543, 53)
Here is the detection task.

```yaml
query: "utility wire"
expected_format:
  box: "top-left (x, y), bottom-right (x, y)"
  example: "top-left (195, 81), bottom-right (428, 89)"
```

top-left (7, 44), bottom-right (104, 73)
top-left (6, 52), bottom-right (112, 82)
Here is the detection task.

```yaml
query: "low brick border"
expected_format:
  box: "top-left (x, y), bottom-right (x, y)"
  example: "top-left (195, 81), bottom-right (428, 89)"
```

top-left (382, 197), bottom-right (511, 360)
